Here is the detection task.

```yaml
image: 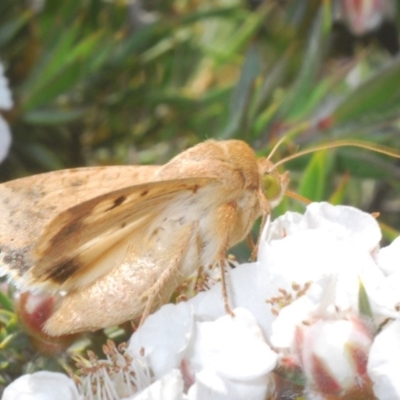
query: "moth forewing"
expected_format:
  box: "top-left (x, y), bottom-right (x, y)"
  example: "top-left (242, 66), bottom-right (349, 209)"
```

top-left (28, 178), bottom-right (215, 292)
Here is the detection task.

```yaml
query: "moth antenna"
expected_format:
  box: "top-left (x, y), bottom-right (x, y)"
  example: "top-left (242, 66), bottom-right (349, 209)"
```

top-left (269, 139), bottom-right (400, 172)
top-left (267, 135), bottom-right (292, 161)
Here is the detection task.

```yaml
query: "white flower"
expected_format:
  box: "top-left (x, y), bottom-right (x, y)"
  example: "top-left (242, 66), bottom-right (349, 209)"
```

top-left (133, 369), bottom-right (186, 400)
top-left (366, 237), bottom-right (400, 324)
top-left (0, 61), bottom-right (13, 163)
top-left (368, 319), bottom-right (400, 400)
top-left (2, 371), bottom-right (80, 400)
top-left (128, 302), bottom-right (194, 379)
top-left (0, 63), bottom-right (12, 110)
top-left (0, 115), bottom-right (12, 163)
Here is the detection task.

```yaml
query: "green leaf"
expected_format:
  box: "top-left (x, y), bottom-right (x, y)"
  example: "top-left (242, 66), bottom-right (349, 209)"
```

top-left (358, 278), bottom-right (374, 321)
top-left (22, 21), bottom-right (81, 96)
top-left (17, 144), bottom-right (64, 170)
top-left (281, 9), bottom-right (327, 121)
top-left (380, 221), bottom-right (400, 243)
top-left (328, 173), bottom-right (349, 205)
top-left (297, 149), bottom-right (331, 202)
top-left (0, 11), bottom-right (32, 47)
top-left (213, 4), bottom-right (271, 63)
top-left (332, 57), bottom-right (400, 124)
top-left (221, 44), bottom-right (261, 139)
top-left (336, 148), bottom-right (400, 180)
top-left (22, 108), bottom-right (87, 125)
top-left (23, 62), bottom-right (82, 110)
top-left (0, 290), bottom-right (13, 312)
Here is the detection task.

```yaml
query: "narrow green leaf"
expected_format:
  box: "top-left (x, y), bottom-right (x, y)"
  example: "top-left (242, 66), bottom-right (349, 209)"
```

top-left (0, 290), bottom-right (13, 312)
top-left (0, 333), bottom-right (18, 349)
top-left (358, 278), bottom-right (374, 321)
top-left (22, 109), bottom-right (87, 125)
top-left (251, 53), bottom-right (289, 118)
top-left (22, 21), bottom-right (81, 96)
top-left (282, 9), bottom-right (326, 120)
top-left (297, 150), bottom-right (331, 202)
top-left (328, 173), bottom-right (349, 205)
top-left (332, 57), bottom-right (400, 124)
top-left (221, 44), bottom-right (261, 138)
top-left (23, 62), bottom-right (82, 110)
top-left (379, 221), bottom-right (400, 243)
top-left (18, 144), bottom-right (64, 170)
top-left (64, 31), bottom-right (104, 65)
top-left (0, 11), bottom-right (32, 47)
top-left (336, 148), bottom-right (400, 180)
top-left (214, 4), bottom-right (272, 64)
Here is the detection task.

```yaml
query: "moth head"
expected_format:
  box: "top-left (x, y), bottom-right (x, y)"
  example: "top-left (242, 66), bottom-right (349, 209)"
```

top-left (259, 158), bottom-right (289, 208)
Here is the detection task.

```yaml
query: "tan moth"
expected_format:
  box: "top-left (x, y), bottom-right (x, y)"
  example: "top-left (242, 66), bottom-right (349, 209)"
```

top-left (0, 139), bottom-right (397, 336)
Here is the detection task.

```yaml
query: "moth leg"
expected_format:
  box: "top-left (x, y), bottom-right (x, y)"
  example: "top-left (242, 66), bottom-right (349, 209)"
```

top-left (213, 201), bottom-right (239, 318)
top-left (250, 189), bottom-right (272, 260)
top-left (246, 234), bottom-right (256, 258)
top-left (217, 259), bottom-right (234, 317)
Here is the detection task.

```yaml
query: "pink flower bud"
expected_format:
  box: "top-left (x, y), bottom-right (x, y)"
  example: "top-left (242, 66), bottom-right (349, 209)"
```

top-left (337, 0), bottom-right (395, 35)
top-left (15, 291), bottom-right (77, 355)
top-left (294, 317), bottom-right (373, 396)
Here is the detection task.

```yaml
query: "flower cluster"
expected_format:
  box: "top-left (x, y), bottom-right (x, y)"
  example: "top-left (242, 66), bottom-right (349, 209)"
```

top-left (4, 202), bottom-right (400, 399)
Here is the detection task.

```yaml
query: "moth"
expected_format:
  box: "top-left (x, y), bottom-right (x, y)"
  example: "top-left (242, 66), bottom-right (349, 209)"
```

top-left (0, 139), bottom-right (289, 336)
top-left (1, 138), bottom-right (398, 336)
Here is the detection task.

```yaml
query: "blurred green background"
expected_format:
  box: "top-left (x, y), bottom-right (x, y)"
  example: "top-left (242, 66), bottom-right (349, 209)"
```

top-left (1, 0), bottom-right (400, 389)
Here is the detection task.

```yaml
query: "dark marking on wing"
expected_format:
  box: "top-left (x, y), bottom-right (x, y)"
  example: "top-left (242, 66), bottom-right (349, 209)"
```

top-left (140, 190), bottom-right (149, 197)
top-left (1, 245), bottom-right (32, 276)
top-left (191, 185), bottom-right (199, 193)
top-left (49, 220), bottom-right (83, 248)
top-left (106, 195), bottom-right (127, 212)
top-left (45, 257), bottom-right (81, 283)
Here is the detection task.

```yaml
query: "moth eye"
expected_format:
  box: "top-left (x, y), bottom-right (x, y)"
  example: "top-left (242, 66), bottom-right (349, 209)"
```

top-left (263, 174), bottom-right (281, 200)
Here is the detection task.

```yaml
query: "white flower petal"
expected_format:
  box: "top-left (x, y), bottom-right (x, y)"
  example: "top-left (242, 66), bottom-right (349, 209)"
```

top-left (368, 319), bottom-right (400, 400)
top-left (301, 203), bottom-right (381, 252)
top-left (0, 62), bottom-right (13, 110)
top-left (2, 372), bottom-right (80, 400)
top-left (128, 302), bottom-right (194, 379)
top-left (132, 369), bottom-right (185, 400)
top-left (188, 368), bottom-right (273, 400)
top-left (369, 269), bottom-right (400, 322)
top-left (262, 211), bottom-right (303, 243)
top-left (376, 237), bottom-right (400, 276)
top-left (187, 308), bottom-right (276, 380)
top-left (270, 289), bottom-right (320, 348)
top-left (190, 262), bottom-right (275, 339)
top-left (0, 115), bottom-right (11, 163)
